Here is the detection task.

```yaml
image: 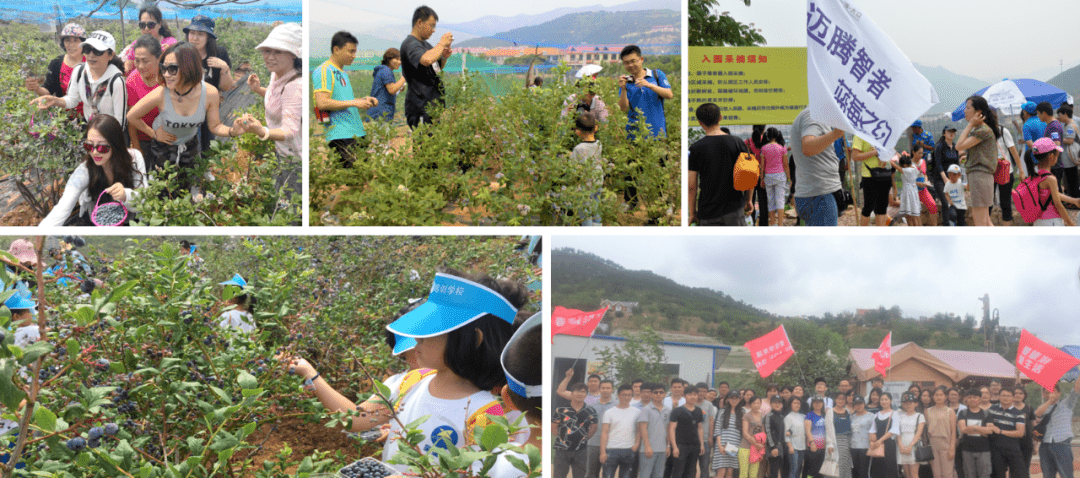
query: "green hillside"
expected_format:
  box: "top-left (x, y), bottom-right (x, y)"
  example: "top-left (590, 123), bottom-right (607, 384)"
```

top-left (456, 10), bottom-right (678, 51)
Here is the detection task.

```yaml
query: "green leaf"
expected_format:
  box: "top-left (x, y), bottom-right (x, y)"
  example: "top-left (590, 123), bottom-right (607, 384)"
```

top-left (0, 359), bottom-right (26, 410)
top-left (506, 453), bottom-right (530, 474)
top-left (18, 341), bottom-right (53, 366)
top-left (33, 405), bottom-right (56, 432)
top-left (237, 371), bottom-right (257, 390)
top-left (479, 423), bottom-right (508, 451)
top-left (209, 385), bottom-right (232, 404)
top-left (209, 430), bottom-right (240, 451)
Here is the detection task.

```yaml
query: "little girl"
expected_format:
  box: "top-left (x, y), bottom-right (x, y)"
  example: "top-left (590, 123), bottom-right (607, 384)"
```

top-left (912, 146), bottom-right (939, 226)
top-left (759, 127), bottom-right (790, 227)
top-left (1029, 138), bottom-right (1080, 226)
top-left (890, 152), bottom-right (923, 226)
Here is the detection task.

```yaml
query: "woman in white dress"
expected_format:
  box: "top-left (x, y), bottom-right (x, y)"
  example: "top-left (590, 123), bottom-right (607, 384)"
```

top-left (896, 392), bottom-right (926, 478)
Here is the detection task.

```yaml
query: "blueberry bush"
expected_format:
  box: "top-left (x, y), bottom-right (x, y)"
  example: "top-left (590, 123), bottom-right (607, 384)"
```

top-left (310, 61), bottom-right (681, 226)
top-left (0, 235), bottom-right (541, 476)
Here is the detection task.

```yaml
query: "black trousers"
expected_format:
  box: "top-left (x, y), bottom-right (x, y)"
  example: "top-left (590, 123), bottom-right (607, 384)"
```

top-left (990, 446), bottom-right (1027, 478)
top-left (669, 444), bottom-right (699, 478)
top-left (851, 448), bottom-right (870, 478)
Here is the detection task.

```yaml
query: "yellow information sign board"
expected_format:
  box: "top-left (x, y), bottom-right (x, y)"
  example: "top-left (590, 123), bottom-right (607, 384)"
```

top-left (688, 47), bottom-right (809, 127)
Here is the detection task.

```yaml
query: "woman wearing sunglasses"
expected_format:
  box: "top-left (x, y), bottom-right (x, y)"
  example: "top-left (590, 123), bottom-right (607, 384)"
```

top-left (127, 42), bottom-right (238, 193)
top-left (119, 5), bottom-right (177, 75)
top-left (33, 31), bottom-right (128, 130)
top-left (235, 23), bottom-right (303, 160)
top-left (40, 114), bottom-right (148, 227)
top-left (25, 23), bottom-right (87, 120)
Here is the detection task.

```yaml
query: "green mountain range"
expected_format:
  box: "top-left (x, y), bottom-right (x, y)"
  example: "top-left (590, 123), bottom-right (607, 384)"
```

top-left (455, 10), bottom-right (679, 53)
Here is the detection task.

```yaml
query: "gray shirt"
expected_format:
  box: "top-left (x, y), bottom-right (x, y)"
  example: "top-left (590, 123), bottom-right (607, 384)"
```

top-left (587, 399), bottom-right (618, 446)
top-left (791, 108), bottom-right (842, 198)
top-left (784, 412), bottom-right (807, 451)
top-left (850, 411), bottom-right (875, 449)
top-left (1043, 390), bottom-right (1078, 443)
top-left (637, 402), bottom-right (670, 451)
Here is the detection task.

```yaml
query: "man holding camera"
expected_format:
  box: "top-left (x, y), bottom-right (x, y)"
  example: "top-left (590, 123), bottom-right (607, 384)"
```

top-left (616, 44), bottom-right (671, 140)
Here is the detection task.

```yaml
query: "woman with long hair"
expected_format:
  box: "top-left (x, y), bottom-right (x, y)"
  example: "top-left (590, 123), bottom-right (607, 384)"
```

top-left (866, 388), bottom-right (883, 414)
top-left (824, 392), bottom-right (853, 478)
top-left (714, 391), bottom-right (744, 478)
top-left (955, 95), bottom-right (1003, 226)
top-left (739, 396), bottom-right (766, 478)
top-left (235, 23), bottom-right (303, 160)
top-left (25, 23), bottom-right (87, 120)
top-left (127, 42), bottom-right (238, 193)
top-left (803, 397), bottom-right (826, 478)
top-left (119, 5), bottom-right (177, 74)
top-left (367, 48), bottom-right (407, 122)
top-left (40, 115), bottom-right (148, 226)
top-left (784, 397), bottom-right (807, 478)
top-left (125, 34), bottom-right (163, 155)
top-left (760, 127), bottom-right (790, 226)
top-left (32, 30), bottom-right (128, 128)
top-left (182, 15), bottom-right (234, 155)
top-left (868, 392), bottom-right (899, 478)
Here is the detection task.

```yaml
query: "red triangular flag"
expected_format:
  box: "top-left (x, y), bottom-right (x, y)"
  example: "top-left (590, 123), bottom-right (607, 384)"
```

top-left (1017, 329), bottom-right (1080, 391)
top-left (551, 306), bottom-right (608, 342)
top-left (871, 332), bottom-right (891, 379)
top-left (744, 325), bottom-right (796, 378)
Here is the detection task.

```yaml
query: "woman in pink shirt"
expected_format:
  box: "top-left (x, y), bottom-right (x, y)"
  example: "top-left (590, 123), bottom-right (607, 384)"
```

top-left (759, 127), bottom-right (790, 226)
top-left (126, 35), bottom-right (162, 155)
top-left (236, 23), bottom-right (302, 160)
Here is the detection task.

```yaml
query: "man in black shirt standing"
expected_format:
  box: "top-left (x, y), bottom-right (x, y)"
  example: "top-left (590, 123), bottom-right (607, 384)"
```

top-left (958, 388), bottom-right (992, 478)
top-left (400, 5), bottom-right (452, 130)
top-left (667, 386), bottom-right (704, 478)
top-left (986, 388), bottom-right (1027, 478)
top-left (554, 383), bottom-right (599, 478)
top-left (688, 103), bottom-right (752, 226)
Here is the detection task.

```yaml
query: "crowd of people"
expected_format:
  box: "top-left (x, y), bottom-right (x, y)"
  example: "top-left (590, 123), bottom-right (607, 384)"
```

top-left (553, 371), bottom-right (1079, 478)
top-left (22, 13), bottom-right (301, 224)
top-left (689, 99), bottom-right (1079, 227)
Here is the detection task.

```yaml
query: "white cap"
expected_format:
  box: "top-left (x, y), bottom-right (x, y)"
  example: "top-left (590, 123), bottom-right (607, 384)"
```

top-left (82, 30), bottom-right (116, 52)
top-left (947, 164), bottom-right (961, 174)
top-left (255, 23), bottom-right (301, 59)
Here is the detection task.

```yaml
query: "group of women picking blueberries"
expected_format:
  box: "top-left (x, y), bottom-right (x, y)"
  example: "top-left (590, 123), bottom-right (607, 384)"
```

top-left (25, 8), bottom-right (302, 226)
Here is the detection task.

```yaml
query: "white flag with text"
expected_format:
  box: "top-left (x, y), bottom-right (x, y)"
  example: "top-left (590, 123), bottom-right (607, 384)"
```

top-left (806, 0), bottom-right (939, 152)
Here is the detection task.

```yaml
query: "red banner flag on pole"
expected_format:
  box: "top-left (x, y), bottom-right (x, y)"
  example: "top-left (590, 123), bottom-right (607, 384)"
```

top-left (1017, 329), bottom-right (1080, 391)
top-left (551, 306), bottom-right (608, 341)
top-left (744, 325), bottom-right (796, 378)
top-left (871, 332), bottom-right (892, 379)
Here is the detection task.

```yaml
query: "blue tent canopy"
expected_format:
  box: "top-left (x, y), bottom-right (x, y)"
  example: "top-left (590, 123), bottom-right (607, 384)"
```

top-left (951, 78), bottom-right (1072, 121)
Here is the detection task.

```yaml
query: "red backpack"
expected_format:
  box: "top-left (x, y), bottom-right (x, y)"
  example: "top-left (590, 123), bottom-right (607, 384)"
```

top-left (1012, 171), bottom-right (1052, 223)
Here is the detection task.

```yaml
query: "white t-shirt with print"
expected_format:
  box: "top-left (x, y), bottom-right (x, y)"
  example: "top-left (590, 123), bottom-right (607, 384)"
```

top-left (381, 374), bottom-right (501, 471)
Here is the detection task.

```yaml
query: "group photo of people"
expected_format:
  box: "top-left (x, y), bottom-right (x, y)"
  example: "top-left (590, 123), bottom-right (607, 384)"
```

top-left (0, 2), bottom-right (302, 226)
top-left (309, 0), bottom-right (681, 226)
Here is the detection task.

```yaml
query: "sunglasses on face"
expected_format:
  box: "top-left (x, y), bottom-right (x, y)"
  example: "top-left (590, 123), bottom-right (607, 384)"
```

top-left (82, 46), bottom-right (108, 56)
top-left (82, 141), bottom-right (111, 154)
top-left (159, 63), bottom-right (180, 76)
top-left (138, 21), bottom-right (157, 29)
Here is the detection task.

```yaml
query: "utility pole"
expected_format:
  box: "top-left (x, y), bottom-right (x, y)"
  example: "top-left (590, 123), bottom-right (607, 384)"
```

top-left (979, 294), bottom-right (993, 353)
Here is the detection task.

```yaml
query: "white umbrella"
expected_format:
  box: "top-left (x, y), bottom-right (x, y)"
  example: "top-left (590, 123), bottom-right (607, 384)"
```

top-left (575, 64), bottom-right (603, 78)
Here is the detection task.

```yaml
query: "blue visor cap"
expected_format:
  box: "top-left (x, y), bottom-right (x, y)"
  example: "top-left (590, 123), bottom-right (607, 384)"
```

top-left (219, 274), bottom-right (247, 287)
top-left (502, 311), bottom-right (542, 398)
top-left (392, 334), bottom-right (417, 356)
top-left (4, 289), bottom-right (36, 310)
top-left (387, 273), bottom-right (519, 339)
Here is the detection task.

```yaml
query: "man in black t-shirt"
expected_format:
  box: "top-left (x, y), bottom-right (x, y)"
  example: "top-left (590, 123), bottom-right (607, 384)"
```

top-left (688, 103), bottom-right (752, 226)
top-left (667, 387), bottom-right (704, 478)
top-left (400, 5), bottom-right (452, 130)
top-left (554, 383), bottom-right (598, 478)
top-left (986, 388), bottom-right (1027, 478)
top-left (958, 389), bottom-right (992, 478)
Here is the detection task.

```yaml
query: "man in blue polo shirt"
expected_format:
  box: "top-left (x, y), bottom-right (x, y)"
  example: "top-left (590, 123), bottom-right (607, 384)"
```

top-left (1019, 101), bottom-right (1047, 176)
top-left (910, 120), bottom-right (935, 158)
top-left (312, 31), bottom-right (378, 168)
top-left (617, 44), bottom-right (672, 140)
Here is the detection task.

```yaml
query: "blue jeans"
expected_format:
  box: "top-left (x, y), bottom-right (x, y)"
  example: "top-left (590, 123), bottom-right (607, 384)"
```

top-left (1039, 441), bottom-right (1074, 478)
top-left (794, 193), bottom-right (838, 226)
top-left (639, 450), bottom-right (665, 478)
top-left (788, 450), bottom-right (806, 478)
top-left (605, 448), bottom-right (636, 478)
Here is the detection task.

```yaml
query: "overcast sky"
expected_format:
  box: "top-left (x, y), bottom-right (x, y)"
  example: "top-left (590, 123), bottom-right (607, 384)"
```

top-left (554, 234), bottom-right (1080, 346)
top-left (312, 0), bottom-right (644, 25)
top-left (726, 0), bottom-right (1080, 82)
